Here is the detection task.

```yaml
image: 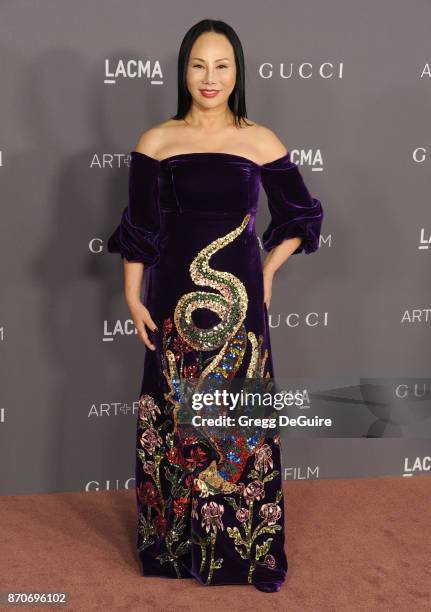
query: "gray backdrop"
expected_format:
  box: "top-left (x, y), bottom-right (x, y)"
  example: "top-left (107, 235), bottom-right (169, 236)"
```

top-left (1, 1), bottom-right (430, 495)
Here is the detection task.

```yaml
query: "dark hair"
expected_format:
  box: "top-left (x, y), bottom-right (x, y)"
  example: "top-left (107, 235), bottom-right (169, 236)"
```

top-left (171, 19), bottom-right (252, 128)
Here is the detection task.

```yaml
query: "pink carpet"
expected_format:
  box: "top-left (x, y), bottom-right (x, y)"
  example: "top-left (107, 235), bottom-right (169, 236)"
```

top-left (1, 476), bottom-right (430, 611)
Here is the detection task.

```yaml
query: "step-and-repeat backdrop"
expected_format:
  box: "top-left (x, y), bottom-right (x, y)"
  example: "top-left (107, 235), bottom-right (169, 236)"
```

top-left (1, 1), bottom-right (430, 495)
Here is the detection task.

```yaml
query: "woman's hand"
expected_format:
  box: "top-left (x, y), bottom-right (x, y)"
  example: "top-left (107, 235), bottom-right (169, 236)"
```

top-left (126, 299), bottom-right (158, 351)
top-left (263, 268), bottom-right (274, 309)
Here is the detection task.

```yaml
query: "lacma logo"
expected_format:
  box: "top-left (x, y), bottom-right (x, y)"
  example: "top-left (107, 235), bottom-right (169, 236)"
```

top-left (403, 456), bottom-right (431, 476)
top-left (289, 149), bottom-right (324, 172)
top-left (103, 319), bottom-right (138, 341)
top-left (418, 228), bottom-right (431, 250)
top-left (104, 59), bottom-right (163, 85)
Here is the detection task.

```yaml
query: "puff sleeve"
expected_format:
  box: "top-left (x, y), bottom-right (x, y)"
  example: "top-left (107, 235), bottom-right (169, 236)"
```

top-left (107, 151), bottom-right (161, 268)
top-left (260, 152), bottom-right (324, 255)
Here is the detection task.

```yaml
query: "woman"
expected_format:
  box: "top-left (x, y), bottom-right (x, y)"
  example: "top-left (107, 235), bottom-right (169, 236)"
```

top-left (108, 19), bottom-right (323, 592)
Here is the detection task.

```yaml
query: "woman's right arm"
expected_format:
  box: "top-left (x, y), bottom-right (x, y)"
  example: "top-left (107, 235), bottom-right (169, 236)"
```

top-left (123, 260), bottom-right (158, 351)
top-left (107, 129), bottom-right (163, 351)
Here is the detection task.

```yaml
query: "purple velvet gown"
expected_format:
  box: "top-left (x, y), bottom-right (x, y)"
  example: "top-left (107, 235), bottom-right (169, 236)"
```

top-left (107, 150), bottom-right (323, 592)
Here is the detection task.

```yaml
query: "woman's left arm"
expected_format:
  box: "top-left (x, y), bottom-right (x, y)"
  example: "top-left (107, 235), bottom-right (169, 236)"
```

top-left (258, 132), bottom-right (324, 308)
top-left (262, 238), bottom-right (303, 308)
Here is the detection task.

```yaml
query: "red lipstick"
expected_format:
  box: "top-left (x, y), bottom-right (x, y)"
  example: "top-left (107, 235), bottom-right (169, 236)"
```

top-left (200, 89), bottom-right (219, 98)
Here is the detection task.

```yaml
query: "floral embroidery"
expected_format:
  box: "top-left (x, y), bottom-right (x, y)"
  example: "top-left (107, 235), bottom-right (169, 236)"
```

top-left (199, 502), bottom-right (225, 584)
top-left (138, 394), bottom-right (161, 421)
top-left (136, 360), bottom-right (284, 585)
top-left (224, 443), bottom-right (283, 583)
top-left (254, 443), bottom-right (274, 474)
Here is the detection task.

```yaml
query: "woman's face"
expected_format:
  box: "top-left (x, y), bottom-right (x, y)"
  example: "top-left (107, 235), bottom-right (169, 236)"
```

top-left (186, 32), bottom-right (237, 111)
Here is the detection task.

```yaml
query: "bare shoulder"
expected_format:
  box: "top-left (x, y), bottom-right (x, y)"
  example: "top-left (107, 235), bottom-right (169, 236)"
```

top-left (133, 119), bottom-right (178, 159)
top-left (248, 122), bottom-right (289, 163)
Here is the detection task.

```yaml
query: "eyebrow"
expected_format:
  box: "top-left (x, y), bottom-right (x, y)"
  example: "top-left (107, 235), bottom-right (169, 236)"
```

top-left (191, 57), bottom-right (230, 62)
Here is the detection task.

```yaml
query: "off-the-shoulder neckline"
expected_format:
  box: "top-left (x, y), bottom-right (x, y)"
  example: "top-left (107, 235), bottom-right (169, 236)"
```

top-left (130, 149), bottom-right (292, 168)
